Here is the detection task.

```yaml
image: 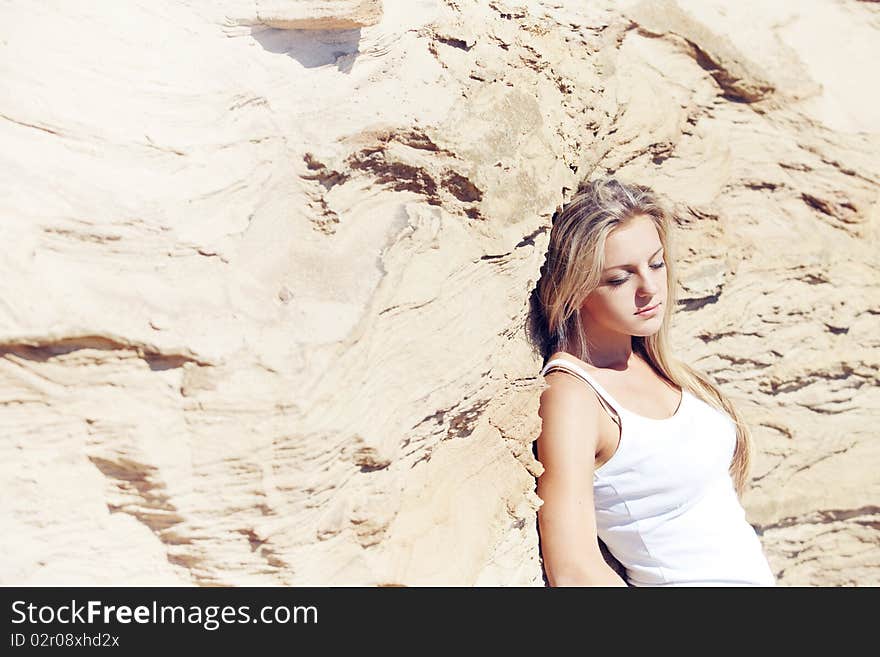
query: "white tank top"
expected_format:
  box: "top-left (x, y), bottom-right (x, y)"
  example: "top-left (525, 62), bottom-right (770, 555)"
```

top-left (540, 357), bottom-right (776, 587)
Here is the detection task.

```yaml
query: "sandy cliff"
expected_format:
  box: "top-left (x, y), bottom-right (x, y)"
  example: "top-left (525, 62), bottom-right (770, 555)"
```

top-left (1, 0), bottom-right (877, 585)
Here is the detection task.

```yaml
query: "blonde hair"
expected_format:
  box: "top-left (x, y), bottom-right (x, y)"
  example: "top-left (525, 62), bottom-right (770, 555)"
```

top-left (530, 177), bottom-right (754, 498)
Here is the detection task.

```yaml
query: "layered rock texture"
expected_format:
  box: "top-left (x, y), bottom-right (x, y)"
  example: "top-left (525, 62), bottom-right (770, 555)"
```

top-left (2, 0), bottom-right (877, 585)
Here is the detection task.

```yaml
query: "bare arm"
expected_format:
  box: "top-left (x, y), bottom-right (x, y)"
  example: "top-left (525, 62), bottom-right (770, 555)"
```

top-left (536, 374), bottom-right (628, 587)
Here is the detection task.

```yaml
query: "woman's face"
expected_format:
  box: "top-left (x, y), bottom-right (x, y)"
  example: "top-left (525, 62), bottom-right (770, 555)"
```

top-left (580, 215), bottom-right (668, 337)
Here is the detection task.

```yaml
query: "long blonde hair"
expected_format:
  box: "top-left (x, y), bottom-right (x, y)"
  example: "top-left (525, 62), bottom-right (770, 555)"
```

top-left (530, 177), bottom-right (754, 497)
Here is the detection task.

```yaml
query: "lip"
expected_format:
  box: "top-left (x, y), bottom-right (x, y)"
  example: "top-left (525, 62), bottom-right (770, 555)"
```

top-left (635, 302), bottom-right (661, 316)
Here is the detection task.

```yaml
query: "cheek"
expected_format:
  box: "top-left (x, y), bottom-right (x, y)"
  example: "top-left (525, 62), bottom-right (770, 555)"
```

top-left (584, 290), bottom-right (626, 317)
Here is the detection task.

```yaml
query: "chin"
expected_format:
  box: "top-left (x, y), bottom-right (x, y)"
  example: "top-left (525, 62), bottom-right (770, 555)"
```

top-left (630, 322), bottom-right (664, 337)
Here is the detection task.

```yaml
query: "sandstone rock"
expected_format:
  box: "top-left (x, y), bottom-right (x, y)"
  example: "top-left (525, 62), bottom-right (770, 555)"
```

top-left (1, 0), bottom-right (877, 586)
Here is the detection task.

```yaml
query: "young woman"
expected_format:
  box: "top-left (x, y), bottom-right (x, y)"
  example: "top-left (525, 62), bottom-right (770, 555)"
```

top-left (531, 177), bottom-right (776, 587)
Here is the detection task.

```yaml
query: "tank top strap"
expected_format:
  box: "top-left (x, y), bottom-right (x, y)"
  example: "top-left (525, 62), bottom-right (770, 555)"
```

top-left (540, 358), bottom-right (626, 419)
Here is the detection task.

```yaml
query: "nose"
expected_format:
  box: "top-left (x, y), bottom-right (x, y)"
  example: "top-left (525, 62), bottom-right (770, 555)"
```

top-left (638, 273), bottom-right (658, 297)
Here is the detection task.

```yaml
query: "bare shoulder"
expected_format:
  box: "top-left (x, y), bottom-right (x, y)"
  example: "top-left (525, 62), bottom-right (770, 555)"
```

top-left (546, 350), bottom-right (598, 371)
top-left (541, 368), bottom-right (593, 408)
top-left (538, 368), bottom-right (602, 453)
top-left (540, 351), bottom-right (600, 414)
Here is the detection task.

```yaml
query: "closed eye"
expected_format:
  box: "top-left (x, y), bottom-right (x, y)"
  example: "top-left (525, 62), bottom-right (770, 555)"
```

top-left (608, 261), bottom-right (665, 286)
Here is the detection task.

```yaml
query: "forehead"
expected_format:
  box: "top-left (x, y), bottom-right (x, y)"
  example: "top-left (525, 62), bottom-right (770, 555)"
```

top-left (604, 215), bottom-right (661, 262)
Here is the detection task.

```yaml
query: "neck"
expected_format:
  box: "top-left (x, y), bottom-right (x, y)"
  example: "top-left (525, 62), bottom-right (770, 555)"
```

top-left (579, 323), bottom-right (640, 370)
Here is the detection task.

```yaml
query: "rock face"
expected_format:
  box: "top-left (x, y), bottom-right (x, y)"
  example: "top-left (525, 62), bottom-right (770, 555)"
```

top-left (242, 0), bottom-right (384, 30)
top-left (1, 0), bottom-right (877, 586)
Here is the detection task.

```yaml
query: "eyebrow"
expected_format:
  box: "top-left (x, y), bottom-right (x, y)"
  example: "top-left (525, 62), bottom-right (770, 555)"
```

top-left (603, 246), bottom-right (664, 272)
